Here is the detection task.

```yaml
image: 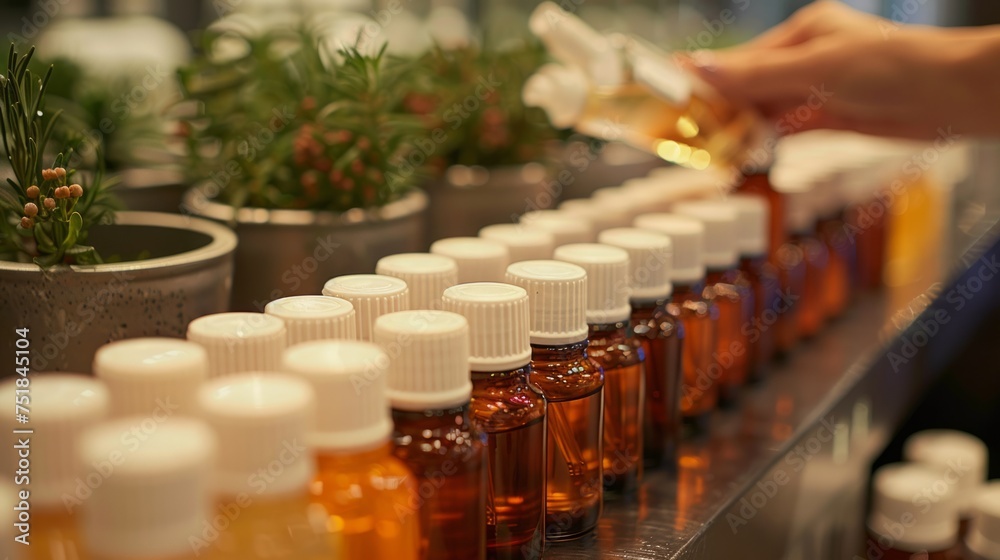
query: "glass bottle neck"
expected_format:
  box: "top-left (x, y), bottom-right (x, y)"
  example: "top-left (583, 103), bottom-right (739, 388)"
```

top-left (392, 404), bottom-right (472, 424)
top-left (471, 364), bottom-right (531, 384)
top-left (530, 339), bottom-right (589, 362)
top-left (315, 441), bottom-right (393, 470)
top-left (589, 321), bottom-right (628, 335)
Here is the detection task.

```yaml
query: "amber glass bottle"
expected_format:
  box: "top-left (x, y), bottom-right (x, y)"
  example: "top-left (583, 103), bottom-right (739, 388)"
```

top-left (374, 310), bottom-right (487, 560)
top-left (735, 172), bottom-right (785, 267)
top-left (599, 227), bottom-right (683, 469)
top-left (506, 260), bottom-right (604, 541)
top-left (785, 189), bottom-right (829, 338)
top-left (442, 283), bottom-right (547, 559)
top-left (812, 186), bottom-right (854, 320)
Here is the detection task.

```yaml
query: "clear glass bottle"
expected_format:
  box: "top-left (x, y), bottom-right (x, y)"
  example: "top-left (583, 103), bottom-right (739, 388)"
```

top-left (282, 340), bottom-right (419, 560)
top-left (321, 274), bottom-right (410, 341)
top-left (1, 375), bottom-right (109, 560)
top-left (598, 227), bottom-right (682, 470)
top-left (376, 253), bottom-right (459, 310)
top-left (186, 312), bottom-right (287, 377)
top-left (374, 310), bottom-right (487, 560)
top-left (442, 283), bottom-right (547, 559)
top-left (505, 260), bottom-right (604, 541)
top-left (264, 295), bottom-right (357, 345)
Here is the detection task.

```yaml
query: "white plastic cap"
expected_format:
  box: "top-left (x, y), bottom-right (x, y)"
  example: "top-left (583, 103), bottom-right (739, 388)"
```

top-left (520, 210), bottom-right (594, 245)
top-left (671, 200), bottom-right (739, 270)
top-left (598, 228), bottom-right (673, 301)
top-left (373, 310), bottom-right (472, 411)
top-left (528, 2), bottom-right (623, 86)
top-left (783, 188), bottom-right (817, 234)
top-left (80, 418), bottom-right (215, 559)
top-left (505, 260), bottom-right (588, 345)
top-left (727, 195), bottom-right (770, 257)
top-left (377, 253), bottom-right (459, 310)
top-left (441, 283), bottom-right (532, 372)
top-left (186, 313), bottom-right (287, 377)
top-left (430, 238), bottom-right (511, 284)
top-left (904, 430), bottom-right (989, 517)
top-left (633, 213), bottom-right (705, 284)
top-left (282, 340), bottom-right (393, 452)
top-left (967, 482), bottom-right (1000, 560)
top-left (0, 375), bottom-right (108, 506)
top-left (868, 463), bottom-right (960, 553)
top-left (322, 274), bottom-right (410, 341)
top-left (479, 223), bottom-right (556, 263)
top-left (554, 243), bottom-right (632, 324)
top-left (93, 338), bottom-right (208, 417)
top-left (522, 63), bottom-right (589, 129)
top-left (264, 295), bottom-right (357, 345)
top-left (559, 197), bottom-right (634, 232)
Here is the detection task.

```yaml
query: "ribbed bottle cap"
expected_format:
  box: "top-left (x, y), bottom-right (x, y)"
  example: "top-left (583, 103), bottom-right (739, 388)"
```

top-left (441, 283), bottom-right (532, 372)
top-left (598, 227), bottom-right (673, 301)
top-left (93, 338), bottom-right (208, 417)
top-left (264, 296), bottom-right (357, 345)
top-left (520, 210), bottom-right (594, 245)
top-left (633, 213), bottom-right (705, 284)
top-left (0, 375), bottom-right (108, 506)
top-left (479, 223), bottom-right (555, 263)
top-left (967, 482), bottom-right (1000, 560)
top-left (868, 463), bottom-right (959, 553)
top-left (282, 340), bottom-right (393, 452)
top-left (322, 274), bottom-right (410, 341)
top-left (553, 243), bottom-right (631, 324)
top-left (376, 253), bottom-right (459, 310)
top-left (430, 237), bottom-right (510, 284)
top-left (522, 63), bottom-right (589, 128)
top-left (186, 312), bottom-right (286, 377)
top-left (671, 200), bottom-right (739, 269)
top-left (80, 418), bottom-right (215, 560)
top-left (373, 310), bottom-right (472, 411)
top-left (198, 373), bottom-right (314, 497)
top-left (904, 430), bottom-right (988, 517)
top-left (559, 197), bottom-right (633, 232)
top-left (727, 194), bottom-right (770, 257)
top-left (505, 260), bottom-right (588, 345)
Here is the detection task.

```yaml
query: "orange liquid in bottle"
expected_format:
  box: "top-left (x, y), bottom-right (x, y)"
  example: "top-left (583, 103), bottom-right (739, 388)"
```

top-left (847, 200), bottom-right (887, 291)
top-left (667, 283), bottom-right (719, 432)
top-left (630, 300), bottom-right (683, 469)
top-left (735, 173), bottom-right (786, 264)
top-left (739, 256), bottom-right (780, 380)
top-left (705, 269), bottom-right (752, 404)
top-left (212, 492), bottom-right (332, 560)
top-left (818, 217), bottom-right (855, 319)
top-left (792, 233), bottom-right (829, 338)
top-left (31, 508), bottom-right (86, 560)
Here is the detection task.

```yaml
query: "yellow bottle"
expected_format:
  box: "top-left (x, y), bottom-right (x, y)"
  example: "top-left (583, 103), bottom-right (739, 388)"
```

top-left (197, 373), bottom-right (334, 560)
top-left (0, 375), bottom-right (109, 560)
top-left (282, 340), bottom-right (421, 560)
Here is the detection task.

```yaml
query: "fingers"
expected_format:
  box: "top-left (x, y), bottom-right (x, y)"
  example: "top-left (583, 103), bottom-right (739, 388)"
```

top-left (681, 44), bottom-right (830, 105)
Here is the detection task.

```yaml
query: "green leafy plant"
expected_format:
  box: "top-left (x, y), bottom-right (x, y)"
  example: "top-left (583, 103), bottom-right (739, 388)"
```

top-left (178, 26), bottom-right (426, 211)
top-left (0, 45), bottom-right (117, 267)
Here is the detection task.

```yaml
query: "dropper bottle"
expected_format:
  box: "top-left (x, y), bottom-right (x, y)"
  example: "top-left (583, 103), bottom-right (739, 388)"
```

top-left (186, 312), bottom-right (287, 376)
top-left (479, 224), bottom-right (556, 263)
top-left (598, 227), bottom-right (683, 469)
top-left (376, 252), bottom-right (459, 309)
top-left (554, 243), bottom-right (645, 496)
top-left (282, 340), bottom-right (420, 560)
top-left (264, 295), bottom-right (357, 344)
top-left (322, 274), bottom-right (410, 341)
top-left (442, 283), bottom-right (547, 559)
top-left (374, 310), bottom-right (486, 560)
top-left (430, 238), bottom-right (511, 284)
top-left (519, 210), bottom-right (594, 246)
top-left (93, 337), bottom-right (207, 417)
top-left (197, 374), bottom-right (331, 560)
top-left (0, 375), bottom-right (109, 560)
top-left (505, 260), bottom-right (604, 540)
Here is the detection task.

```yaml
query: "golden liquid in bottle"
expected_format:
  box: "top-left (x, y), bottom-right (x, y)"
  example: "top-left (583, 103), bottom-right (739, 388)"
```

top-left (793, 234), bottom-right (829, 338)
top-left (818, 217), bottom-right (855, 319)
top-left (705, 269), bottom-right (752, 404)
top-left (667, 283), bottom-right (719, 430)
top-left (30, 507), bottom-right (86, 560)
top-left (773, 243), bottom-right (806, 354)
top-left (311, 443), bottom-right (421, 560)
top-left (210, 492), bottom-right (332, 560)
top-left (885, 174), bottom-right (946, 309)
top-left (630, 301), bottom-right (683, 469)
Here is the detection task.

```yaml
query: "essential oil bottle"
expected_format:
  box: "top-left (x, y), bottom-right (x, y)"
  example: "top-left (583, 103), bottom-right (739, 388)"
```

top-left (376, 252), bottom-right (459, 309)
top-left (430, 237), bottom-right (511, 284)
top-left (505, 260), bottom-right (604, 540)
top-left (322, 274), bottom-right (410, 341)
top-left (966, 482), bottom-right (1000, 560)
top-left (673, 200), bottom-right (752, 405)
top-left (283, 340), bottom-right (420, 560)
top-left (198, 374), bottom-right (331, 560)
top-left (599, 227), bottom-right (683, 469)
top-left (634, 214), bottom-right (719, 433)
top-left (479, 224), bottom-right (556, 263)
top-left (1, 375), bottom-right (109, 560)
top-left (554, 243), bottom-right (645, 496)
top-left (264, 295), bottom-right (357, 345)
top-left (374, 310), bottom-right (487, 560)
top-left (865, 463), bottom-right (962, 560)
top-left (784, 188), bottom-right (829, 338)
top-left (734, 170), bottom-right (785, 267)
top-left (93, 337), bottom-right (208, 417)
top-left (519, 210), bottom-right (594, 246)
top-left (442, 282), bottom-right (547, 559)
top-left (813, 185), bottom-right (856, 319)
top-left (79, 418), bottom-right (219, 560)
top-left (186, 312), bottom-right (287, 376)
top-left (905, 430), bottom-right (989, 538)
top-left (559, 197), bottom-right (633, 232)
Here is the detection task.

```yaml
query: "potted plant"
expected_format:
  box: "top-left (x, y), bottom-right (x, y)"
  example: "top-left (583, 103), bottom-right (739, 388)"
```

top-left (0, 46), bottom-right (236, 374)
top-left (178, 24), bottom-right (429, 311)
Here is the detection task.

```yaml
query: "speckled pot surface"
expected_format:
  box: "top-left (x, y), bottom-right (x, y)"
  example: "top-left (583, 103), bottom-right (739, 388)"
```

top-left (0, 211), bottom-right (236, 374)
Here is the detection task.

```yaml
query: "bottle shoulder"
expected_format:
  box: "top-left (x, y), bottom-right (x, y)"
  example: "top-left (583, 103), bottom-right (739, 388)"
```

top-left (587, 329), bottom-right (644, 369)
top-left (470, 378), bottom-right (546, 432)
top-left (529, 348), bottom-right (604, 401)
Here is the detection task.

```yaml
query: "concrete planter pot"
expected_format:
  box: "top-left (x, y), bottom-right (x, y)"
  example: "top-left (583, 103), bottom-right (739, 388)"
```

top-left (0, 211), bottom-right (237, 373)
top-left (559, 140), bottom-right (667, 200)
top-left (183, 187), bottom-right (429, 311)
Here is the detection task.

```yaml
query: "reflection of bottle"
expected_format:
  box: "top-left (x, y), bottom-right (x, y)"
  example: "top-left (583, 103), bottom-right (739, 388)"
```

top-left (505, 261), bottom-right (604, 541)
top-left (904, 430), bottom-right (988, 539)
top-left (442, 283), bottom-right (547, 559)
top-left (523, 2), bottom-right (770, 172)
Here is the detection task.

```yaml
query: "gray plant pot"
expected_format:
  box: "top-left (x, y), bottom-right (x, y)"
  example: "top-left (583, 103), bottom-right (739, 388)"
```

top-left (112, 167), bottom-right (188, 213)
top-left (424, 163), bottom-right (558, 242)
top-left (0, 211), bottom-right (237, 374)
top-left (183, 188), bottom-right (429, 311)
top-left (559, 140), bottom-right (667, 201)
